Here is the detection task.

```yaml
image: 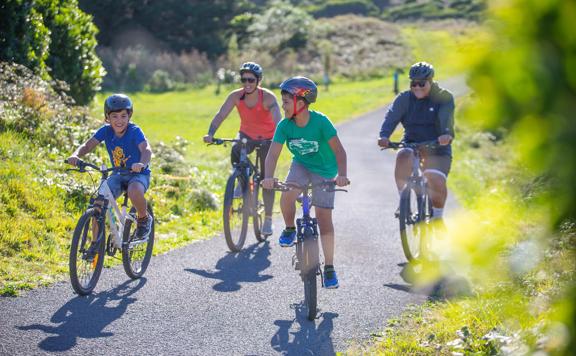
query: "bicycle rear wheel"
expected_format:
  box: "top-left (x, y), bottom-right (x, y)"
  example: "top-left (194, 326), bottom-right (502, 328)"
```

top-left (223, 172), bottom-right (249, 252)
top-left (399, 187), bottom-right (427, 261)
top-left (300, 232), bottom-right (319, 321)
top-left (122, 205), bottom-right (155, 279)
top-left (69, 208), bottom-right (106, 295)
top-left (252, 179), bottom-right (268, 242)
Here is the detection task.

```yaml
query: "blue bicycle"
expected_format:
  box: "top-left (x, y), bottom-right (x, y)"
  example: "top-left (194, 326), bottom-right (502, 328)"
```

top-left (272, 181), bottom-right (346, 320)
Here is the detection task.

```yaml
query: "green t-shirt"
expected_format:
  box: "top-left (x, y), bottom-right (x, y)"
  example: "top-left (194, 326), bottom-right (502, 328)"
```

top-left (273, 110), bottom-right (338, 178)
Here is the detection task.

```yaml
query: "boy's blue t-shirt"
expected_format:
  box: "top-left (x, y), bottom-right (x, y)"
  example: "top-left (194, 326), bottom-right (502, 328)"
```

top-left (93, 123), bottom-right (150, 175)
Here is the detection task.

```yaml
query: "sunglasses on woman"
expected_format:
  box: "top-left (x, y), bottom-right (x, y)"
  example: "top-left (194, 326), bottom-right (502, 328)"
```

top-left (410, 80), bottom-right (428, 88)
top-left (240, 77), bottom-right (256, 83)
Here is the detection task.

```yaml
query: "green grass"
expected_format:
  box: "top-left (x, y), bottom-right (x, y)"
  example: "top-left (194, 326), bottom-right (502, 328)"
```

top-left (344, 95), bottom-right (575, 354)
top-left (0, 77), bottom-right (397, 296)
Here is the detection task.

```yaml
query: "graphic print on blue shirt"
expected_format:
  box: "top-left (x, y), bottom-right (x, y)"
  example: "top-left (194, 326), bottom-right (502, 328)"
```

top-left (93, 123), bottom-right (150, 174)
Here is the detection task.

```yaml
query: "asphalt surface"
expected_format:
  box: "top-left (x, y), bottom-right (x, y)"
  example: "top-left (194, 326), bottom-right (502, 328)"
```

top-left (0, 78), bottom-right (465, 355)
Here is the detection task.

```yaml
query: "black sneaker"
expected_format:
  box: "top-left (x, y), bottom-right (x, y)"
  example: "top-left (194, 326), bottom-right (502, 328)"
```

top-left (135, 215), bottom-right (153, 240)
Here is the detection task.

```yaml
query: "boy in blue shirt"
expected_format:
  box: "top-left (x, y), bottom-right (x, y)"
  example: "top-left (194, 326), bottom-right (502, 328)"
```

top-left (67, 94), bottom-right (153, 239)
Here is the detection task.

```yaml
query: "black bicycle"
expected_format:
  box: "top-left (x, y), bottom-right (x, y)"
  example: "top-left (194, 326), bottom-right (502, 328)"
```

top-left (65, 160), bottom-right (155, 295)
top-left (271, 181), bottom-right (346, 321)
top-left (210, 137), bottom-right (271, 252)
top-left (385, 141), bottom-right (438, 262)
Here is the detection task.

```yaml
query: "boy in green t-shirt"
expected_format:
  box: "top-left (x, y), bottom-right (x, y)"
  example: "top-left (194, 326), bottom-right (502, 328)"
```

top-left (262, 76), bottom-right (349, 289)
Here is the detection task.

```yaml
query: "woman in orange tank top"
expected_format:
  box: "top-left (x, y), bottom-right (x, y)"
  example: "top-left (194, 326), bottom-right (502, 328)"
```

top-left (203, 62), bottom-right (282, 236)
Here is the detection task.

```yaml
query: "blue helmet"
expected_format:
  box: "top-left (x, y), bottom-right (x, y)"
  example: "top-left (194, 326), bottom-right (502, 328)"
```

top-left (279, 76), bottom-right (318, 104)
top-left (239, 62), bottom-right (263, 80)
top-left (409, 62), bottom-right (435, 80)
top-left (104, 94), bottom-right (133, 116)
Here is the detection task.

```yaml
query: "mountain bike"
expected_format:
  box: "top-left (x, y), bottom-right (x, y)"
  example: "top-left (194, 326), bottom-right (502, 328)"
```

top-left (65, 160), bottom-right (155, 295)
top-left (385, 141), bottom-right (438, 262)
top-left (210, 137), bottom-right (271, 252)
top-left (271, 181), bottom-right (347, 321)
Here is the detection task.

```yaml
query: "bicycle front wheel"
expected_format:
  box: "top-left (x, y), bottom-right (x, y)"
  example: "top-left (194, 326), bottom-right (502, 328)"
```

top-left (122, 205), bottom-right (155, 279)
top-left (252, 179), bottom-right (268, 242)
top-left (223, 172), bottom-right (249, 252)
top-left (69, 208), bottom-right (106, 295)
top-left (300, 233), bottom-right (319, 321)
top-left (399, 187), bottom-right (427, 262)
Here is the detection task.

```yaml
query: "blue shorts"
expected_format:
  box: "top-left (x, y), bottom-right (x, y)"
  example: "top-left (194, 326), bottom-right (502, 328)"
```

top-left (106, 173), bottom-right (150, 198)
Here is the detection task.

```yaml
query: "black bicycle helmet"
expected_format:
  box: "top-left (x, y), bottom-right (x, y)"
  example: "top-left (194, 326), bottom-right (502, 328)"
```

top-left (239, 62), bottom-right (263, 80)
top-left (279, 76), bottom-right (318, 104)
top-left (409, 62), bottom-right (435, 80)
top-left (104, 94), bottom-right (133, 116)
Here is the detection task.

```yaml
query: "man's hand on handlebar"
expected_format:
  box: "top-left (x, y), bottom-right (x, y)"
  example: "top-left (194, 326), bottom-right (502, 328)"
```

top-left (377, 137), bottom-right (389, 148)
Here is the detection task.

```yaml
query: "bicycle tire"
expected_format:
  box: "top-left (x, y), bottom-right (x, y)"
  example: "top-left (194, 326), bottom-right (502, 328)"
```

top-left (69, 208), bottom-right (106, 295)
top-left (223, 172), bottom-right (249, 252)
top-left (122, 205), bottom-right (155, 279)
top-left (252, 179), bottom-right (268, 242)
top-left (301, 232), bottom-right (319, 320)
top-left (399, 187), bottom-right (426, 261)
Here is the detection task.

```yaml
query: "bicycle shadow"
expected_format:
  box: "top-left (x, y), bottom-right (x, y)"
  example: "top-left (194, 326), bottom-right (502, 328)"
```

top-left (384, 261), bottom-right (472, 301)
top-left (17, 278), bottom-right (146, 352)
top-left (184, 241), bottom-right (272, 292)
top-left (271, 305), bottom-right (338, 355)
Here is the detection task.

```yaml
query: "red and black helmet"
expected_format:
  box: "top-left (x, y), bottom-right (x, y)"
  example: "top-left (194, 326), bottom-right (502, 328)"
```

top-left (279, 76), bottom-right (317, 104)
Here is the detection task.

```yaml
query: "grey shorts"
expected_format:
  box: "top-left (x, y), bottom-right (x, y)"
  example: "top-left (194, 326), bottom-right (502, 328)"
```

top-left (106, 173), bottom-right (150, 198)
top-left (400, 148), bottom-right (452, 177)
top-left (285, 162), bottom-right (335, 209)
top-left (421, 154), bottom-right (452, 177)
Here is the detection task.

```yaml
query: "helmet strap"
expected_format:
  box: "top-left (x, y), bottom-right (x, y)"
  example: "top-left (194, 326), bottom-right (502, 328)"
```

top-left (291, 95), bottom-right (306, 119)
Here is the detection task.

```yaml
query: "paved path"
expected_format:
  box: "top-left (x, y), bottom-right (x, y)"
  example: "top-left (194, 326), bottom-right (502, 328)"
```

top-left (0, 79), bottom-right (466, 355)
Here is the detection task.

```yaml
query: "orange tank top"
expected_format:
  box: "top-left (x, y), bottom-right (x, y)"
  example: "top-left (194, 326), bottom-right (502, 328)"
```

top-left (236, 88), bottom-right (276, 139)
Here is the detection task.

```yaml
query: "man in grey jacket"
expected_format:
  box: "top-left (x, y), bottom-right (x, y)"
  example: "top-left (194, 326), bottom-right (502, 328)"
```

top-left (378, 62), bottom-right (455, 222)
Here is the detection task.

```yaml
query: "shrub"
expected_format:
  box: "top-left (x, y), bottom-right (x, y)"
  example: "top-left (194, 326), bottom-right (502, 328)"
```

top-left (0, 0), bottom-right (104, 105)
top-left (147, 70), bottom-right (174, 93)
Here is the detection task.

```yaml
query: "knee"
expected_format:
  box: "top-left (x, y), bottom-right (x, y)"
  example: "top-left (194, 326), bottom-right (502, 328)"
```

top-left (127, 183), bottom-right (145, 197)
top-left (396, 149), bottom-right (414, 163)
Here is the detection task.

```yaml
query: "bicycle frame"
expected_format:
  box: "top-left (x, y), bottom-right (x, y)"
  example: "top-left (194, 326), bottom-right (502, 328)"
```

top-left (93, 172), bottom-right (137, 250)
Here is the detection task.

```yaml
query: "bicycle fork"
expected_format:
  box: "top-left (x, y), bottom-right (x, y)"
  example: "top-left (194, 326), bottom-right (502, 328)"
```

top-left (293, 217), bottom-right (321, 279)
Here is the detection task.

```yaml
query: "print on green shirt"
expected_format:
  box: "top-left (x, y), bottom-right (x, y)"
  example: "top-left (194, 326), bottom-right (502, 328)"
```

top-left (273, 111), bottom-right (338, 178)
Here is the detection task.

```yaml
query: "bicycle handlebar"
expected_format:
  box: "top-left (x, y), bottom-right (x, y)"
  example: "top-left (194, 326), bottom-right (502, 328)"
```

top-left (385, 140), bottom-right (439, 150)
top-left (268, 180), bottom-right (348, 193)
top-left (209, 137), bottom-right (272, 146)
top-left (63, 159), bottom-right (131, 174)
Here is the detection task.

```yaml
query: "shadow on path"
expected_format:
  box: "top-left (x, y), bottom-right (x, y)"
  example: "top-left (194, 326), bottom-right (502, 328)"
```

top-left (384, 262), bottom-right (472, 301)
top-left (271, 304), bottom-right (338, 356)
top-left (17, 278), bottom-right (147, 352)
top-left (185, 241), bottom-right (272, 292)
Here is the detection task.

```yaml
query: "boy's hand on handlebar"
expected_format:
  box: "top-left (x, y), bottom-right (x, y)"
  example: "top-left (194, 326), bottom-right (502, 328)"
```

top-left (131, 162), bottom-right (146, 173)
top-left (67, 156), bottom-right (80, 166)
top-left (203, 134), bottom-right (213, 144)
top-left (261, 177), bottom-right (277, 190)
top-left (438, 134), bottom-right (453, 146)
top-left (377, 137), bottom-right (389, 148)
top-left (335, 175), bottom-right (350, 187)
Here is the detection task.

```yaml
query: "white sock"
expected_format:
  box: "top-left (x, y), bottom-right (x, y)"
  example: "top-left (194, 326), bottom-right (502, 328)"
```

top-left (432, 207), bottom-right (444, 219)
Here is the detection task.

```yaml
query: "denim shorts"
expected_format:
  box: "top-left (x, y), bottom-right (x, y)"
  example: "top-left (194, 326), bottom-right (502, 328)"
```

top-left (285, 162), bottom-right (335, 209)
top-left (105, 173), bottom-right (150, 198)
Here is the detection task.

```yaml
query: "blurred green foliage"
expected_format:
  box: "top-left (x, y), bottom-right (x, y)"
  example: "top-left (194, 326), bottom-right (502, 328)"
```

top-left (0, 0), bottom-right (104, 105)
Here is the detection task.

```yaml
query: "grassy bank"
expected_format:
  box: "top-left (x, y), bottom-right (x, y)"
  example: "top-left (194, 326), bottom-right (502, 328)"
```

top-left (345, 96), bottom-right (575, 354)
top-left (1, 76), bottom-right (398, 296)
